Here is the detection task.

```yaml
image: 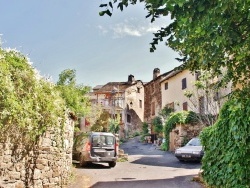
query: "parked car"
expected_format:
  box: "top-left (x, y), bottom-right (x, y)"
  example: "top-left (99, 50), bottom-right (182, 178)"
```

top-left (73, 132), bottom-right (118, 168)
top-left (174, 137), bottom-right (204, 162)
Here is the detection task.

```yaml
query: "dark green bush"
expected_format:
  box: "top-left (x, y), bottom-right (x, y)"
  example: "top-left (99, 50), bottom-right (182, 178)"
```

top-left (142, 122), bottom-right (149, 134)
top-left (200, 88), bottom-right (250, 188)
top-left (152, 116), bottom-right (163, 135)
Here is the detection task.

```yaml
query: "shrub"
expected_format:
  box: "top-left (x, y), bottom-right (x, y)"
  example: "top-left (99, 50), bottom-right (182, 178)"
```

top-left (200, 88), bottom-right (250, 188)
top-left (152, 116), bottom-right (163, 135)
top-left (164, 111), bottom-right (198, 150)
top-left (142, 122), bottom-right (149, 134)
top-left (0, 48), bottom-right (66, 146)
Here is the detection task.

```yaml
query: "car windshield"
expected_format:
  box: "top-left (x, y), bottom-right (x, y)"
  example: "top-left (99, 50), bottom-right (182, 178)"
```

top-left (92, 135), bottom-right (115, 147)
top-left (186, 138), bottom-right (201, 146)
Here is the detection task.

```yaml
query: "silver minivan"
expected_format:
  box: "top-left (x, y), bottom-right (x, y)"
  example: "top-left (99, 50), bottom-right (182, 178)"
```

top-left (73, 132), bottom-right (118, 168)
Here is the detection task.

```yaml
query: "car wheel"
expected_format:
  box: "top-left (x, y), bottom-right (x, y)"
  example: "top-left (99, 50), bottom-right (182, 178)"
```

top-left (79, 154), bottom-right (88, 167)
top-left (108, 161), bottom-right (116, 168)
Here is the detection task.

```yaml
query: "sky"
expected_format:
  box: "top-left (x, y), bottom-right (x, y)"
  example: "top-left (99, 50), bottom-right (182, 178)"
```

top-left (0, 0), bottom-right (181, 88)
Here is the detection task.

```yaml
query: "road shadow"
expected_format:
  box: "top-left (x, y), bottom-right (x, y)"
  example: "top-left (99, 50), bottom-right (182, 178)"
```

top-left (120, 137), bottom-right (201, 169)
top-left (90, 174), bottom-right (204, 188)
top-left (130, 155), bottom-right (201, 169)
top-left (73, 161), bottom-right (112, 169)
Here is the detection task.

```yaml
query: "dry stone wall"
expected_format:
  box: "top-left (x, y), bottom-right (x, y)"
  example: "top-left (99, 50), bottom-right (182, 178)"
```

top-left (169, 123), bottom-right (204, 151)
top-left (0, 119), bottom-right (74, 188)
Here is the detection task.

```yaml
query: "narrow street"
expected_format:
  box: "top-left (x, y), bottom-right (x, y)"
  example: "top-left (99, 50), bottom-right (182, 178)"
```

top-left (69, 137), bottom-right (203, 188)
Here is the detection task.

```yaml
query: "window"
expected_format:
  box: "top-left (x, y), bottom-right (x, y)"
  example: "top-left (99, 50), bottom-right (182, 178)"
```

top-left (199, 96), bottom-right (205, 114)
top-left (183, 102), bottom-right (188, 111)
top-left (151, 102), bottom-right (155, 115)
top-left (165, 82), bottom-right (168, 90)
top-left (127, 114), bottom-right (131, 123)
top-left (137, 87), bottom-right (140, 93)
top-left (92, 135), bottom-right (115, 146)
top-left (139, 100), bottom-right (142, 108)
top-left (182, 78), bottom-right (187, 90)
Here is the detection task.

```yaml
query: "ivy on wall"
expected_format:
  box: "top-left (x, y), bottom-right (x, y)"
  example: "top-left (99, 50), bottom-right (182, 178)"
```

top-left (162, 111), bottom-right (198, 151)
top-left (200, 88), bottom-right (250, 188)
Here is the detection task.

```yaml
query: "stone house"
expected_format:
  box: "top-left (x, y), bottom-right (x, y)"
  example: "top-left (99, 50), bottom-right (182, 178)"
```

top-left (88, 75), bottom-right (144, 138)
top-left (143, 68), bottom-right (171, 135)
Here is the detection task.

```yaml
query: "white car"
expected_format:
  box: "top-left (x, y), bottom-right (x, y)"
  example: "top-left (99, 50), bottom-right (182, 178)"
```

top-left (174, 137), bottom-right (204, 162)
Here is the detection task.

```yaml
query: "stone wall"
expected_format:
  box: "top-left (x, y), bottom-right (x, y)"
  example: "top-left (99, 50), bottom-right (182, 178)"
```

top-left (0, 118), bottom-right (74, 188)
top-left (169, 123), bottom-right (204, 152)
top-left (144, 78), bottom-right (162, 124)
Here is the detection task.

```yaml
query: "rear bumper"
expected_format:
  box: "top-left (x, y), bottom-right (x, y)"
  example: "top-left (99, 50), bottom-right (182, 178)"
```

top-left (175, 153), bottom-right (203, 161)
top-left (87, 156), bottom-right (117, 162)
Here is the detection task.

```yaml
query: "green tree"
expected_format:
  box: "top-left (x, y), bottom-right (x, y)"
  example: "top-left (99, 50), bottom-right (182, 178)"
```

top-left (184, 70), bottom-right (229, 126)
top-left (152, 116), bottom-right (163, 135)
top-left (159, 105), bottom-right (174, 122)
top-left (99, 1), bottom-right (250, 187)
top-left (99, 0), bottom-right (250, 89)
top-left (108, 112), bottom-right (121, 134)
top-left (56, 69), bottom-right (91, 118)
top-left (0, 47), bottom-right (66, 146)
top-left (91, 110), bottom-right (110, 132)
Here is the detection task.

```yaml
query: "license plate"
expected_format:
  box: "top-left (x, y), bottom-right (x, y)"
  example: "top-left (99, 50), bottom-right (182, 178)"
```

top-left (182, 154), bottom-right (191, 158)
top-left (94, 149), bottom-right (105, 152)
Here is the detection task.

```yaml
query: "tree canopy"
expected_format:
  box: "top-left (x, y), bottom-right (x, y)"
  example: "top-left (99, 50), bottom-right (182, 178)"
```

top-left (100, 0), bottom-right (250, 88)
top-left (56, 69), bottom-right (91, 118)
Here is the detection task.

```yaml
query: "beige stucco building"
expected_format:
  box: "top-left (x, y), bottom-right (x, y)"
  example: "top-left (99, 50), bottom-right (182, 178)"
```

top-left (161, 69), bottom-right (198, 112)
top-left (88, 75), bottom-right (144, 138)
top-left (160, 67), bottom-right (232, 115)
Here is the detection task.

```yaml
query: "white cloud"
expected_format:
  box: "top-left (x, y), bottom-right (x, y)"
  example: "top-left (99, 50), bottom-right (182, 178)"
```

top-left (112, 23), bottom-right (142, 38)
top-left (97, 25), bottom-right (108, 35)
top-left (97, 18), bottom-right (168, 38)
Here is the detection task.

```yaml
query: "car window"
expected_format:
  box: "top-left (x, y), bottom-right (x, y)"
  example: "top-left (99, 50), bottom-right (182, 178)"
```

top-left (186, 138), bottom-right (201, 146)
top-left (92, 135), bottom-right (115, 146)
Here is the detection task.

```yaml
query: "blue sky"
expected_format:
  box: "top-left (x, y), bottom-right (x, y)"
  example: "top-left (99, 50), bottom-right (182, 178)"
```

top-left (0, 0), bottom-right (181, 87)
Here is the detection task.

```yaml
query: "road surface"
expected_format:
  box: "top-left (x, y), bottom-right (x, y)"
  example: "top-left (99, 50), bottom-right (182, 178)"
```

top-left (69, 136), bottom-right (203, 188)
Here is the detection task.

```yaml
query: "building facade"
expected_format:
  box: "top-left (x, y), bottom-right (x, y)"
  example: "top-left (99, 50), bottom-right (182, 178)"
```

top-left (161, 69), bottom-right (197, 112)
top-left (143, 68), bottom-right (171, 132)
top-left (89, 75), bottom-right (144, 138)
top-left (160, 68), bottom-right (232, 116)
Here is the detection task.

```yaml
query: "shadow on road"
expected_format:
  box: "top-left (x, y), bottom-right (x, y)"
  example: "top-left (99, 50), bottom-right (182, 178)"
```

top-left (74, 162), bottom-right (112, 169)
top-left (120, 137), bottom-right (201, 169)
top-left (130, 155), bottom-right (201, 169)
top-left (90, 174), bottom-right (204, 188)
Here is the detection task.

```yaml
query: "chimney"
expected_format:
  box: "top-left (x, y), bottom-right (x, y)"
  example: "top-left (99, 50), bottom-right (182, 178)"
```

top-left (153, 68), bottom-right (160, 79)
top-left (128, 74), bottom-right (135, 84)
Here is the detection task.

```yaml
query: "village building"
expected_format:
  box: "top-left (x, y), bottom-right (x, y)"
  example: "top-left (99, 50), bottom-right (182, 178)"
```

top-left (160, 68), bottom-right (232, 115)
top-left (160, 69), bottom-right (198, 112)
top-left (143, 68), bottom-right (172, 136)
top-left (87, 75), bottom-right (144, 138)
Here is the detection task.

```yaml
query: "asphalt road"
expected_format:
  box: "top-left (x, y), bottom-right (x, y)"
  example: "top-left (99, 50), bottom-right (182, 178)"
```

top-left (68, 136), bottom-right (203, 188)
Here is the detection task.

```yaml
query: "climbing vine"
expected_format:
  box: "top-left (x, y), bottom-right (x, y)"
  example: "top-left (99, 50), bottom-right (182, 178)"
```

top-left (162, 111), bottom-right (198, 150)
top-left (200, 88), bottom-right (250, 188)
